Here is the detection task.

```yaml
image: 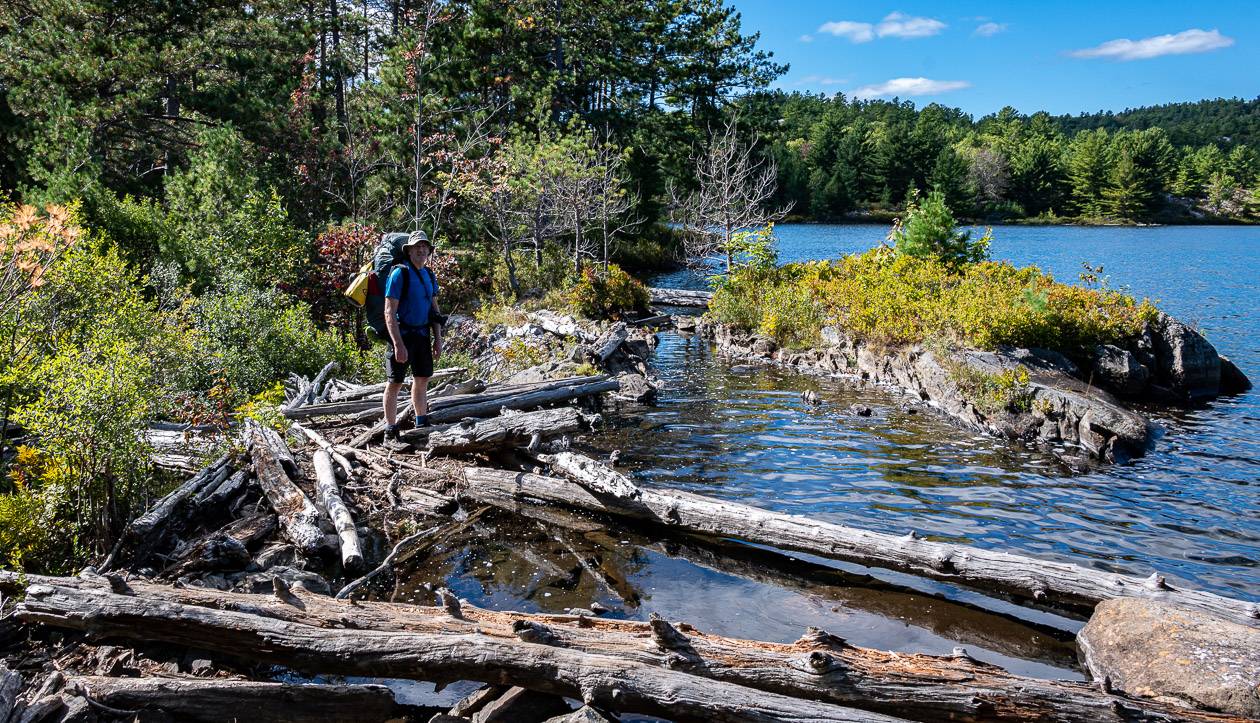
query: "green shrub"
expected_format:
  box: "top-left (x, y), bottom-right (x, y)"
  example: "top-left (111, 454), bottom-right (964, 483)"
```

top-left (570, 263), bottom-right (648, 319)
top-left (891, 190), bottom-right (990, 268)
top-left (710, 243), bottom-right (1158, 355)
top-left (192, 282), bottom-right (372, 402)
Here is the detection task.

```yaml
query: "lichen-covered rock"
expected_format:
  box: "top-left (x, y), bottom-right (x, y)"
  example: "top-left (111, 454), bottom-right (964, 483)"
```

top-left (1092, 344), bottom-right (1150, 396)
top-left (1219, 355), bottom-right (1253, 395)
top-left (614, 372), bottom-right (658, 403)
top-left (1149, 313), bottom-right (1221, 402)
top-left (1078, 598), bottom-right (1260, 717)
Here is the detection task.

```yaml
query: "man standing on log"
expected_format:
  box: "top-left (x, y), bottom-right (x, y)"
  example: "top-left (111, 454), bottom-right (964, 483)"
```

top-left (383, 231), bottom-right (443, 440)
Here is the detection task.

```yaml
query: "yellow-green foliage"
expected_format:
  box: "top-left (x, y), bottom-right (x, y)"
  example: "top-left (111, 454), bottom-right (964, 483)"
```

top-left (570, 263), bottom-right (649, 319)
top-left (711, 246), bottom-right (1158, 353)
top-left (497, 337), bottom-right (550, 378)
top-left (944, 361), bottom-right (1034, 413)
top-left (1, 448), bottom-right (72, 572)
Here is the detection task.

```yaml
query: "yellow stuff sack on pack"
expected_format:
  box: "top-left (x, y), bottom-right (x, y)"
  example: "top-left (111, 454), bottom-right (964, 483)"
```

top-left (344, 262), bottom-right (372, 307)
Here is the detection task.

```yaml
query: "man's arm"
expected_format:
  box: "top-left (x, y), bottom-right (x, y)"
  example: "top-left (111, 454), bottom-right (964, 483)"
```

top-left (430, 298), bottom-right (444, 361)
top-left (385, 296), bottom-right (407, 363)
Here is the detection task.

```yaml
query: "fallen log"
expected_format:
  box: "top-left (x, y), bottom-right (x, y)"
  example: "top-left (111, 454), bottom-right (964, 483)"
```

top-left (246, 420), bottom-right (324, 555)
top-left (291, 423), bottom-right (355, 478)
top-left (587, 322), bottom-right (628, 364)
top-left (313, 450), bottom-right (364, 570)
top-left (127, 455), bottom-right (231, 539)
top-left (627, 314), bottom-right (672, 328)
top-left (528, 451), bottom-right (641, 499)
top-left (62, 676), bottom-right (423, 723)
top-left (331, 368), bottom-right (468, 403)
top-left (459, 465), bottom-right (1260, 627)
top-left (16, 579), bottom-right (1238, 723)
top-left (648, 287), bottom-right (712, 307)
top-left (0, 662), bottom-right (20, 722)
top-left (422, 407), bottom-right (595, 454)
top-left (19, 582), bottom-right (906, 723)
top-left (350, 376), bottom-right (618, 447)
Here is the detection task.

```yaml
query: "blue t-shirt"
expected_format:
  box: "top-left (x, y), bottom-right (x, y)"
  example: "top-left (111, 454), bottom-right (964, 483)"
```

top-left (384, 264), bottom-right (438, 333)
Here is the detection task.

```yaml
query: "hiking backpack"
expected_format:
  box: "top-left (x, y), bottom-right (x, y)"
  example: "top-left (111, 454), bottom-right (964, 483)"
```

top-left (346, 232), bottom-right (437, 338)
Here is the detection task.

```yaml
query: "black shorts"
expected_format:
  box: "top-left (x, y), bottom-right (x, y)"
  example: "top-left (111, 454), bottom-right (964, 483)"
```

top-left (385, 331), bottom-right (434, 382)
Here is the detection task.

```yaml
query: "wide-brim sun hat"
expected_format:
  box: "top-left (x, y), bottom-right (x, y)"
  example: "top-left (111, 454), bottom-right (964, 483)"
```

top-left (403, 230), bottom-right (433, 250)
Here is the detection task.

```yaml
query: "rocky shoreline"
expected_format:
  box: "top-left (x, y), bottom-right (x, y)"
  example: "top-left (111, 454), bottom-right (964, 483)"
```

top-left (697, 312), bottom-right (1251, 466)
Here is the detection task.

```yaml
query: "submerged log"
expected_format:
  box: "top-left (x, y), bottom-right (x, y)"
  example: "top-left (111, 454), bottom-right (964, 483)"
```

top-left (16, 579), bottom-right (1237, 723)
top-left (63, 676), bottom-right (419, 723)
top-left (648, 287), bottom-right (712, 307)
top-left (246, 420), bottom-right (324, 555)
top-left (459, 465), bottom-right (1260, 627)
top-left (423, 407), bottom-right (595, 454)
top-left (313, 450), bottom-right (364, 570)
top-left (19, 582), bottom-right (904, 723)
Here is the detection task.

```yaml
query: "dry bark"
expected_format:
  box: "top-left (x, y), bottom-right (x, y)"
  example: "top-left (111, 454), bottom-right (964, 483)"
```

top-left (61, 675), bottom-right (419, 722)
top-left (588, 322), bottom-right (628, 364)
top-left (312, 450), bottom-right (364, 570)
top-left (127, 456), bottom-right (231, 539)
top-left (648, 287), bottom-right (712, 307)
top-left (245, 420), bottom-right (324, 555)
top-left (458, 465), bottom-right (1260, 627)
top-left (424, 407), bottom-right (595, 455)
top-left (160, 513), bottom-right (276, 579)
top-left (528, 451), bottom-right (641, 499)
top-left (291, 423), bottom-right (355, 478)
top-left (18, 582), bottom-right (905, 723)
top-left (16, 579), bottom-right (1238, 723)
top-left (527, 312), bottom-right (597, 342)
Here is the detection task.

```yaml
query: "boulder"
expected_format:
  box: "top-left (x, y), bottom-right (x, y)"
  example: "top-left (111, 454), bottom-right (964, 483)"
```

top-left (1219, 355), bottom-right (1253, 395)
top-left (614, 372), bottom-right (658, 403)
top-left (1091, 344), bottom-right (1150, 396)
top-left (1078, 598), bottom-right (1260, 717)
top-left (1149, 314), bottom-right (1221, 402)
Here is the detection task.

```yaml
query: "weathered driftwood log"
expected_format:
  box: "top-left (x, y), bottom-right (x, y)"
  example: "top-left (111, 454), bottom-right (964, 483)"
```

top-left (588, 322), bottom-right (628, 364)
top-left (0, 662), bottom-right (20, 722)
top-left (305, 361), bottom-right (338, 405)
top-left (16, 579), bottom-right (1238, 723)
top-left (424, 407), bottom-right (595, 454)
top-left (350, 376), bottom-right (619, 447)
top-left (161, 513), bottom-right (276, 579)
top-left (313, 450), bottom-right (364, 570)
top-left (331, 368), bottom-right (468, 403)
top-left (627, 314), bottom-right (672, 327)
top-left (193, 467), bottom-right (249, 509)
top-left (245, 421), bottom-right (324, 555)
top-left (291, 423), bottom-right (354, 478)
top-left (62, 676), bottom-right (421, 723)
top-left (127, 455), bottom-right (231, 539)
top-left (19, 582), bottom-right (905, 723)
top-left (648, 287), bottom-right (712, 307)
top-left (528, 451), bottom-right (641, 499)
top-left (459, 465), bottom-right (1260, 627)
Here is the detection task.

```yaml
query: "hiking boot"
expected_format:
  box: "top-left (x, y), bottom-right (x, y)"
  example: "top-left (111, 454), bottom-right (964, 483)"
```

top-left (384, 424), bottom-right (400, 441)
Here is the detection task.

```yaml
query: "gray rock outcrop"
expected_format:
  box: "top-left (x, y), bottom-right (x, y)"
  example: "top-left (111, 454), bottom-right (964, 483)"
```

top-left (1148, 313), bottom-right (1221, 402)
top-left (1092, 344), bottom-right (1150, 396)
top-left (1078, 598), bottom-right (1260, 717)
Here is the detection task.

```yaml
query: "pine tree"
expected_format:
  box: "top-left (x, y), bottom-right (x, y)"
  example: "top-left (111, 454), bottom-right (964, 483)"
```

top-left (1067, 128), bottom-right (1112, 217)
top-left (1103, 155), bottom-right (1152, 220)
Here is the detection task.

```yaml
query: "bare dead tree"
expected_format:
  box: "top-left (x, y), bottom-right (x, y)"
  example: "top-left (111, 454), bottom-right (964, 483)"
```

top-left (670, 117), bottom-right (790, 272)
top-left (552, 144), bottom-right (602, 275)
top-left (966, 147), bottom-right (1010, 206)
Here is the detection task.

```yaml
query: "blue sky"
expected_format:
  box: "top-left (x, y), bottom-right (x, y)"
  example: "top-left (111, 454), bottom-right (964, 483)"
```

top-left (729, 0), bottom-right (1260, 117)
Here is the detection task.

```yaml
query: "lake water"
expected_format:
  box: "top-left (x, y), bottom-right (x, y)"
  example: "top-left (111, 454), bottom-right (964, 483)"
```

top-left (392, 223), bottom-right (1258, 682)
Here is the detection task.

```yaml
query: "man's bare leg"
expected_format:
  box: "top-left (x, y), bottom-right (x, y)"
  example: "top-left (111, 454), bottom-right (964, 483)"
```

top-left (383, 380), bottom-right (405, 427)
top-left (411, 375), bottom-right (430, 425)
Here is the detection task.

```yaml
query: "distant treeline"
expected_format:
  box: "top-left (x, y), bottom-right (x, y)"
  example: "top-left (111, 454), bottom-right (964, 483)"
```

top-left (738, 93), bottom-right (1260, 223)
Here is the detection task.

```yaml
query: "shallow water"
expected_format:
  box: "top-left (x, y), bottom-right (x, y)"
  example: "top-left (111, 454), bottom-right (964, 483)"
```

top-left (383, 224), bottom-right (1258, 685)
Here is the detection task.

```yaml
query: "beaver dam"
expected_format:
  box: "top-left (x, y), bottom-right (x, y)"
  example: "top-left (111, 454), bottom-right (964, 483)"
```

top-left (1, 299), bottom-right (1258, 722)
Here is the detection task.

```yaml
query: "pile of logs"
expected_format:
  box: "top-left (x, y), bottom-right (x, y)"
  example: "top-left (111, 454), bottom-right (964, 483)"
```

top-left (6, 312), bottom-right (1258, 722)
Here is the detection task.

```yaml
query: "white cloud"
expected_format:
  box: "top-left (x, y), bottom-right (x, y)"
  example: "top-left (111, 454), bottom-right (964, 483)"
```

top-left (852, 77), bottom-right (971, 99)
top-left (817, 12), bottom-right (945, 43)
top-left (1068, 28), bottom-right (1233, 61)
top-left (799, 34), bottom-right (814, 42)
top-left (876, 12), bottom-right (946, 39)
top-left (818, 20), bottom-right (874, 43)
top-left (973, 22), bottom-right (1006, 37)
top-left (795, 75), bottom-right (848, 87)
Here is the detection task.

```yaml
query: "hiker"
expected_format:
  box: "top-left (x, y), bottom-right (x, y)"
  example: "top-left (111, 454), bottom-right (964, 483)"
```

top-left (382, 231), bottom-right (443, 440)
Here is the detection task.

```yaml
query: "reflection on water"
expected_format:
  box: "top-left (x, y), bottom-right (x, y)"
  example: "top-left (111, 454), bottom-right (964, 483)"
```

top-left (381, 507), bottom-right (1080, 680)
